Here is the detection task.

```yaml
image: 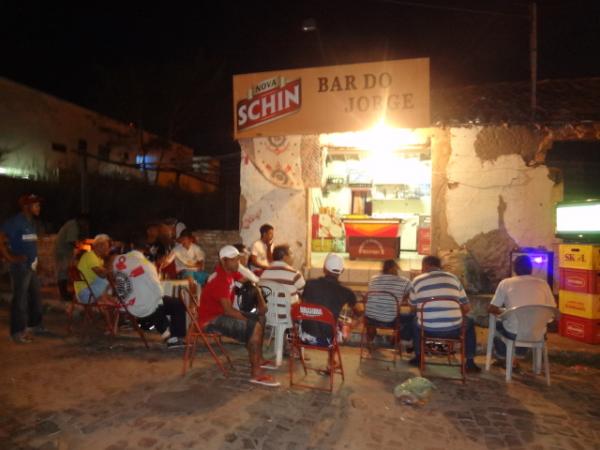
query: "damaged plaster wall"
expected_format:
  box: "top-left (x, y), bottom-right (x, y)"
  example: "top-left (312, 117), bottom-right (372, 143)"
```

top-left (239, 152), bottom-right (307, 270)
top-left (443, 126), bottom-right (556, 289)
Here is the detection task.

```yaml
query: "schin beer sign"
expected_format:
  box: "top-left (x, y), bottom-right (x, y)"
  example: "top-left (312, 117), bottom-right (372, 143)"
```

top-left (233, 58), bottom-right (429, 139)
top-left (236, 76), bottom-right (302, 131)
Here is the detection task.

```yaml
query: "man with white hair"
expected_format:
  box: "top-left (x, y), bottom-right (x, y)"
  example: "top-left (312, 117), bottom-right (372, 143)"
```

top-left (199, 245), bottom-right (279, 387)
top-left (75, 234), bottom-right (112, 304)
top-left (300, 253), bottom-right (359, 346)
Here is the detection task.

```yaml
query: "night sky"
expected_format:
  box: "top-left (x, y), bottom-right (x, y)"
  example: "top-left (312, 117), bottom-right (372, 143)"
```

top-left (2, 0), bottom-right (599, 154)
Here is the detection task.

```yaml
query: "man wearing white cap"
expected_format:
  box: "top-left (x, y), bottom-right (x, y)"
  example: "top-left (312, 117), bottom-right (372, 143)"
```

top-left (300, 253), bottom-right (358, 347)
top-left (199, 245), bottom-right (280, 387)
top-left (75, 234), bottom-right (112, 304)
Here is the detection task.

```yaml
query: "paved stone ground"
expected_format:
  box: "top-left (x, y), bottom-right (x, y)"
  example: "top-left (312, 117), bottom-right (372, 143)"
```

top-left (1, 292), bottom-right (600, 450)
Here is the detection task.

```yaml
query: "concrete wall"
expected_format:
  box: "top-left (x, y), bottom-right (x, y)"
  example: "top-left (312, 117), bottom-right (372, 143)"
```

top-left (239, 151), bottom-right (308, 271)
top-left (431, 123), bottom-right (600, 292)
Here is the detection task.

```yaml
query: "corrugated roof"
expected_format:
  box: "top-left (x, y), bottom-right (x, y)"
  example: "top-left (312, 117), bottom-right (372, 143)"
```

top-left (432, 77), bottom-right (600, 125)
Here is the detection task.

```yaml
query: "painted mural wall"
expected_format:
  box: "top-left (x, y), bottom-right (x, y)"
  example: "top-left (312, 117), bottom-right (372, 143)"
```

top-left (239, 135), bottom-right (322, 270)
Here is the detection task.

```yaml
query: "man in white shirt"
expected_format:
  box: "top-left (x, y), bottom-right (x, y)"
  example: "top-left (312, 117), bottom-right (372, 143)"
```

top-left (488, 255), bottom-right (556, 359)
top-left (161, 230), bottom-right (208, 285)
top-left (259, 244), bottom-right (305, 305)
top-left (112, 236), bottom-right (187, 348)
top-left (249, 224), bottom-right (274, 272)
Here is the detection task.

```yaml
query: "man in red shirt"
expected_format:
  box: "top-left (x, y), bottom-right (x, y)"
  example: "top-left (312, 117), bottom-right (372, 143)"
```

top-left (199, 245), bottom-right (279, 387)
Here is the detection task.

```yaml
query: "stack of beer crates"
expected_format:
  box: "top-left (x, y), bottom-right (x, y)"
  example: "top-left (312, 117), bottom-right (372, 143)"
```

top-left (558, 244), bottom-right (600, 344)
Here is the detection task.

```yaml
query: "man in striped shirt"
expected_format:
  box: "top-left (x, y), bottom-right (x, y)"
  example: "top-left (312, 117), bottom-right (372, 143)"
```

top-left (259, 244), bottom-right (305, 304)
top-left (365, 259), bottom-right (413, 349)
top-left (408, 256), bottom-right (481, 373)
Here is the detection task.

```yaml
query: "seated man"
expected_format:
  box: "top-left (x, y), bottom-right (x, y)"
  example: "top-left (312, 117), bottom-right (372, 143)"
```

top-left (112, 236), bottom-right (187, 348)
top-left (409, 255), bottom-right (481, 373)
top-left (300, 253), bottom-right (360, 347)
top-left (259, 244), bottom-right (305, 305)
top-left (75, 234), bottom-right (113, 304)
top-left (161, 230), bottom-right (209, 285)
top-left (488, 255), bottom-right (556, 360)
top-left (199, 245), bottom-right (279, 387)
top-left (365, 259), bottom-right (413, 351)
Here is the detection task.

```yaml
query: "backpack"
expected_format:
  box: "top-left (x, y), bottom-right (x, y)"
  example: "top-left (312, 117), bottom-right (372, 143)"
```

top-left (235, 281), bottom-right (261, 313)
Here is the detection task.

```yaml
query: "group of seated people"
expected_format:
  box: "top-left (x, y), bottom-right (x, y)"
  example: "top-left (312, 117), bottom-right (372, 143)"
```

top-left (71, 220), bottom-right (556, 388)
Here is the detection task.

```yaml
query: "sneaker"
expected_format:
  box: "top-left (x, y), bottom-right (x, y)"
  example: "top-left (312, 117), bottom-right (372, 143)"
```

top-left (259, 360), bottom-right (278, 370)
top-left (166, 337), bottom-right (186, 349)
top-left (27, 325), bottom-right (50, 335)
top-left (249, 374), bottom-right (280, 387)
top-left (11, 333), bottom-right (33, 344)
top-left (465, 361), bottom-right (482, 374)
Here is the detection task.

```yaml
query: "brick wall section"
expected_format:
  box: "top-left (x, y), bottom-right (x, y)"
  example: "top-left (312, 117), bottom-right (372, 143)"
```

top-left (192, 230), bottom-right (242, 274)
top-left (37, 235), bottom-right (57, 286)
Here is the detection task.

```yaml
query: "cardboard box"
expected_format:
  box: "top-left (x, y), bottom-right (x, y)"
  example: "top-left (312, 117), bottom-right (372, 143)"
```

top-left (311, 238), bottom-right (333, 253)
top-left (559, 268), bottom-right (600, 294)
top-left (559, 290), bottom-right (600, 319)
top-left (559, 244), bottom-right (600, 270)
top-left (559, 314), bottom-right (600, 345)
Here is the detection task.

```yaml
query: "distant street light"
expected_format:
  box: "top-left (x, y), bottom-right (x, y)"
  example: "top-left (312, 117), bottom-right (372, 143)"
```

top-left (301, 18), bottom-right (317, 32)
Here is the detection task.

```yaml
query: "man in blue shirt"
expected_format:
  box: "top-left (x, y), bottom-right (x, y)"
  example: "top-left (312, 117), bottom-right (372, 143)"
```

top-left (0, 194), bottom-right (45, 343)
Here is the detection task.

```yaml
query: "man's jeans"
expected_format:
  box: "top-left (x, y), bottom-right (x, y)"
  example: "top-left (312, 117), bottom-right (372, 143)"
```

top-left (413, 316), bottom-right (477, 360)
top-left (493, 321), bottom-right (527, 358)
top-left (9, 264), bottom-right (43, 336)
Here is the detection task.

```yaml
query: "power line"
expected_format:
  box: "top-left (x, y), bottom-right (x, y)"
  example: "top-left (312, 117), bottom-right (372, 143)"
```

top-left (374, 0), bottom-right (529, 18)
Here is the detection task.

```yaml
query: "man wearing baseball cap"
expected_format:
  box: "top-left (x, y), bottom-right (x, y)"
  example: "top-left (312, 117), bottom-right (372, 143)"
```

top-left (0, 194), bottom-right (45, 343)
top-left (300, 253), bottom-right (359, 347)
top-left (198, 245), bottom-right (280, 387)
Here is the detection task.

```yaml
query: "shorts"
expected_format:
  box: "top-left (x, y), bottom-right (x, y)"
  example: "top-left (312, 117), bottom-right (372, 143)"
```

top-left (77, 277), bottom-right (109, 304)
top-left (204, 313), bottom-right (259, 344)
top-left (179, 270), bottom-right (209, 286)
top-left (365, 317), bottom-right (397, 328)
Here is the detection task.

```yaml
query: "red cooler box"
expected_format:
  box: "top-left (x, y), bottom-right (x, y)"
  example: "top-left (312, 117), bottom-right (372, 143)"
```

top-left (559, 268), bottom-right (600, 294)
top-left (559, 314), bottom-right (600, 344)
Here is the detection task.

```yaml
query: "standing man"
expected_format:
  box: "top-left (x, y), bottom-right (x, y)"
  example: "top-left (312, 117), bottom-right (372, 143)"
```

top-left (409, 255), bottom-right (481, 373)
top-left (0, 194), bottom-right (45, 343)
top-left (488, 255), bottom-right (556, 360)
top-left (54, 213), bottom-right (89, 301)
top-left (199, 245), bottom-right (279, 387)
top-left (249, 224), bottom-right (274, 272)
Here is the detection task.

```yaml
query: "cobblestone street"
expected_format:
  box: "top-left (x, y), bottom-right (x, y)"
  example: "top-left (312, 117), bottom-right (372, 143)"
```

top-left (1, 297), bottom-right (600, 450)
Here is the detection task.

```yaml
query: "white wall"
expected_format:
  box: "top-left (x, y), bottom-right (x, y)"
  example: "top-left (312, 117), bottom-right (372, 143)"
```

top-left (446, 127), bottom-right (555, 249)
top-left (240, 153), bottom-right (308, 270)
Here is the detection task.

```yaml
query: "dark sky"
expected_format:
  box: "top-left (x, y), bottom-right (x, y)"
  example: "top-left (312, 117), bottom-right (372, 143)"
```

top-left (2, 0), bottom-right (599, 154)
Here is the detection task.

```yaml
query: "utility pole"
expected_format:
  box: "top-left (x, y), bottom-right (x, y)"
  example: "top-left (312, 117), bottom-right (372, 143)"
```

top-left (530, 1), bottom-right (537, 121)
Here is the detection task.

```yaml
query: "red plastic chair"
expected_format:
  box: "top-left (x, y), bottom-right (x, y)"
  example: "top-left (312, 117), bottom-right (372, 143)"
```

top-left (107, 278), bottom-right (149, 349)
top-left (67, 269), bottom-right (120, 339)
top-left (289, 303), bottom-right (344, 392)
top-left (417, 298), bottom-right (466, 383)
top-left (180, 286), bottom-right (234, 377)
top-left (359, 291), bottom-right (402, 365)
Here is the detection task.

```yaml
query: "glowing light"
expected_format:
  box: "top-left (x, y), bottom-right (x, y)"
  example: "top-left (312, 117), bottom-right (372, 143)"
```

top-left (320, 123), bottom-right (427, 153)
top-left (533, 256), bottom-right (544, 264)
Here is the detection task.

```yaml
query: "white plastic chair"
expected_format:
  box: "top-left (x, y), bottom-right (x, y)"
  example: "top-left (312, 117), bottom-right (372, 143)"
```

top-left (259, 279), bottom-right (293, 367)
top-left (485, 305), bottom-right (558, 386)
